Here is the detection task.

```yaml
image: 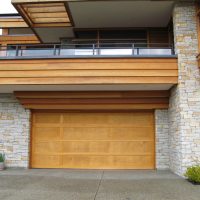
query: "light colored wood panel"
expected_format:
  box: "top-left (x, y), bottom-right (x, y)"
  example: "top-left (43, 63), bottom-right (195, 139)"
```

top-left (0, 21), bottom-right (28, 28)
top-left (13, 2), bottom-right (71, 28)
top-left (34, 127), bottom-right (60, 140)
top-left (23, 3), bottom-right (64, 8)
top-left (19, 97), bottom-right (169, 105)
top-left (34, 113), bottom-right (61, 123)
top-left (31, 155), bottom-right (61, 168)
top-left (0, 69), bottom-right (177, 77)
top-left (25, 3), bottom-right (63, 6)
top-left (62, 155), bottom-right (155, 169)
top-left (0, 62), bottom-right (178, 70)
top-left (0, 18), bottom-right (25, 22)
top-left (0, 77), bottom-right (178, 85)
top-left (31, 111), bottom-right (155, 169)
top-left (63, 112), bottom-right (153, 126)
top-left (15, 91), bottom-right (170, 99)
top-left (61, 141), bottom-right (153, 154)
top-left (0, 57), bottom-right (178, 85)
top-left (63, 127), bottom-right (154, 140)
top-left (35, 123), bottom-right (153, 128)
top-left (0, 58), bottom-right (178, 64)
top-left (26, 6), bottom-right (66, 13)
top-left (0, 40), bottom-right (39, 44)
top-left (32, 22), bottom-right (71, 27)
top-left (0, 35), bottom-right (38, 41)
top-left (30, 12), bottom-right (69, 18)
top-left (0, 18), bottom-right (27, 28)
top-left (34, 141), bottom-right (62, 153)
top-left (32, 17), bottom-right (69, 23)
top-left (26, 104), bottom-right (168, 110)
top-left (0, 35), bottom-right (39, 45)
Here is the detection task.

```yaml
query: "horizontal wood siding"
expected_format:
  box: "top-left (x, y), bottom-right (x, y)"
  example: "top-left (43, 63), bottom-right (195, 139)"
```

top-left (0, 18), bottom-right (28, 28)
top-left (0, 58), bottom-right (178, 85)
top-left (0, 35), bottom-right (40, 45)
top-left (15, 91), bottom-right (170, 109)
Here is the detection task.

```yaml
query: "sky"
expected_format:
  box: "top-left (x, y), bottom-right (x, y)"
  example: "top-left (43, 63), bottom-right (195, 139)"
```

top-left (0, 0), bottom-right (17, 14)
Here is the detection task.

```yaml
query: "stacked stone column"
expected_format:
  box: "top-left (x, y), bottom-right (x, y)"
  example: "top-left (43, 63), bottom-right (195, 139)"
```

top-left (169, 1), bottom-right (200, 175)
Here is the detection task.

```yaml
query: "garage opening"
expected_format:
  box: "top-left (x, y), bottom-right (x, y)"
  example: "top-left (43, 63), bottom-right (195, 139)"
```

top-left (31, 111), bottom-right (155, 169)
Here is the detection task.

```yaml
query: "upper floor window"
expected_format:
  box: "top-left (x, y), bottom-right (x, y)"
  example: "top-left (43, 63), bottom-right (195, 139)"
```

top-left (62, 28), bottom-right (173, 48)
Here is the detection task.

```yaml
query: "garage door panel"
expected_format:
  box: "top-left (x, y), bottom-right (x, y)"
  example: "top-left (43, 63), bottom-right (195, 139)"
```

top-left (63, 113), bottom-right (153, 126)
top-left (109, 127), bottom-right (154, 140)
top-left (63, 113), bottom-right (109, 124)
top-left (62, 155), bottom-right (154, 169)
top-left (32, 155), bottom-right (61, 168)
top-left (34, 113), bottom-right (61, 124)
top-left (109, 141), bottom-right (154, 154)
top-left (63, 127), bottom-right (153, 140)
top-left (62, 141), bottom-right (154, 154)
top-left (62, 141), bottom-right (109, 154)
top-left (34, 127), bottom-right (60, 140)
top-left (34, 141), bottom-right (62, 153)
top-left (63, 127), bottom-right (110, 140)
top-left (107, 113), bottom-right (153, 126)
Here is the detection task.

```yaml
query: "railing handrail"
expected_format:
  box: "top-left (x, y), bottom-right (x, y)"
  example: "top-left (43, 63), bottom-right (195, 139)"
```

top-left (0, 42), bottom-right (174, 48)
top-left (0, 42), bottom-right (176, 58)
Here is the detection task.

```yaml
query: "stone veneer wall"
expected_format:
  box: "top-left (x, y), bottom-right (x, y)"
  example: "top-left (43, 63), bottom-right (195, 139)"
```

top-left (0, 94), bottom-right (170, 169)
top-left (155, 110), bottom-right (170, 169)
top-left (0, 94), bottom-right (30, 168)
top-left (169, 1), bottom-right (200, 175)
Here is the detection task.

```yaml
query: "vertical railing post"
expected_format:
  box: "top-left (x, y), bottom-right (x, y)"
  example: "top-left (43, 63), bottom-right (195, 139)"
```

top-left (92, 44), bottom-right (95, 56)
top-left (53, 44), bottom-right (57, 56)
top-left (137, 47), bottom-right (139, 55)
top-left (171, 43), bottom-right (175, 55)
top-left (15, 45), bottom-right (19, 57)
top-left (132, 44), bottom-right (135, 56)
top-left (58, 44), bottom-right (61, 56)
top-left (97, 43), bottom-right (100, 56)
top-left (20, 45), bottom-right (23, 56)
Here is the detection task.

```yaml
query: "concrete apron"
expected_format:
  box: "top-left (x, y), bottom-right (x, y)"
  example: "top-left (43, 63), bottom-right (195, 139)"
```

top-left (0, 169), bottom-right (200, 200)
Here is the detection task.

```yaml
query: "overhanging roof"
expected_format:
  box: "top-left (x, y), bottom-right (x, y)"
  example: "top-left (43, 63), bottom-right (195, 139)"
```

top-left (11, 0), bottom-right (176, 43)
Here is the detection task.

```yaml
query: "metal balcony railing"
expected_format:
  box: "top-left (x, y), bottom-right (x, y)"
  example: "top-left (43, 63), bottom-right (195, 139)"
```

top-left (0, 43), bottom-right (175, 58)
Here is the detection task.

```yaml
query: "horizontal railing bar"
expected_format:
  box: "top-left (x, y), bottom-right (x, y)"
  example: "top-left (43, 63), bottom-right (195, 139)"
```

top-left (0, 42), bottom-right (173, 47)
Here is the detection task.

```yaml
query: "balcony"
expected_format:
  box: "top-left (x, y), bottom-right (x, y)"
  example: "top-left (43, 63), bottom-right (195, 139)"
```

top-left (0, 43), bottom-right (175, 59)
top-left (0, 41), bottom-right (178, 91)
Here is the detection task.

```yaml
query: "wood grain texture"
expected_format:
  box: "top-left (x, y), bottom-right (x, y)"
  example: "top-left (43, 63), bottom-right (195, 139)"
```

top-left (14, 91), bottom-right (170, 99)
top-left (0, 17), bottom-right (28, 28)
top-left (31, 111), bottom-right (155, 169)
top-left (15, 91), bottom-right (170, 110)
top-left (0, 35), bottom-right (40, 45)
top-left (13, 2), bottom-right (72, 27)
top-left (0, 58), bottom-right (178, 85)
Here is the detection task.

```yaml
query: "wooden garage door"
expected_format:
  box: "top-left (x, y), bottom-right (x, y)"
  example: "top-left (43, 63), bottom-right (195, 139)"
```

top-left (31, 111), bottom-right (155, 169)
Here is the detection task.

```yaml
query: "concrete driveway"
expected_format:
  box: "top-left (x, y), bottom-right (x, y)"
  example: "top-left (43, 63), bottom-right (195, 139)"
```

top-left (0, 169), bottom-right (199, 200)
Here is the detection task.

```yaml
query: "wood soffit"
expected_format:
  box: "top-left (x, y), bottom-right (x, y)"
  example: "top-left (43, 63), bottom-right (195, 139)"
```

top-left (14, 91), bottom-right (170, 110)
top-left (12, 1), bottom-right (73, 28)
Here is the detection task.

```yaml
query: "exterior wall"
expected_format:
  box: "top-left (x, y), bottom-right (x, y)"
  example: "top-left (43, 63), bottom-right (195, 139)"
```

top-left (170, 1), bottom-right (200, 176)
top-left (155, 110), bottom-right (170, 169)
top-left (0, 94), bottom-right (30, 168)
top-left (0, 94), bottom-right (170, 169)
